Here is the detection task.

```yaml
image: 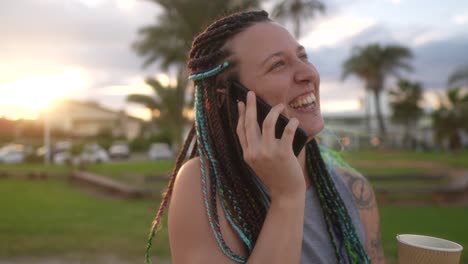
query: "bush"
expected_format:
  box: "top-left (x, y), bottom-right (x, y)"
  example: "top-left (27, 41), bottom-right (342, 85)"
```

top-left (130, 130), bottom-right (173, 152)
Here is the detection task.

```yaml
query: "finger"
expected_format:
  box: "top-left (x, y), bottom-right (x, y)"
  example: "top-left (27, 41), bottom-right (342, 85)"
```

top-left (280, 117), bottom-right (299, 151)
top-left (244, 91), bottom-right (261, 148)
top-left (236, 101), bottom-right (248, 150)
top-left (261, 103), bottom-right (285, 143)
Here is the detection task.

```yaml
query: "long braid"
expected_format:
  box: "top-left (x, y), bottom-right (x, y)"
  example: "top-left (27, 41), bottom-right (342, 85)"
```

top-left (187, 11), bottom-right (271, 261)
top-left (306, 140), bottom-right (370, 263)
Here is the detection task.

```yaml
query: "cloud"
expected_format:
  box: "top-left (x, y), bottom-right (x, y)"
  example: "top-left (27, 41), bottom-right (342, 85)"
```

top-left (305, 24), bottom-right (468, 117)
top-left (0, 0), bottom-right (160, 88)
top-left (301, 15), bottom-right (376, 50)
top-left (453, 11), bottom-right (468, 25)
top-left (411, 36), bottom-right (468, 89)
top-left (411, 31), bottom-right (451, 46)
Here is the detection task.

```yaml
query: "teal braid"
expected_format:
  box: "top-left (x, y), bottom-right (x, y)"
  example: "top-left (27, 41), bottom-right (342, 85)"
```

top-left (195, 84), bottom-right (251, 263)
top-left (319, 145), bottom-right (360, 175)
top-left (189, 62), bottom-right (230, 80)
top-left (192, 61), bottom-right (255, 253)
top-left (306, 140), bottom-right (370, 263)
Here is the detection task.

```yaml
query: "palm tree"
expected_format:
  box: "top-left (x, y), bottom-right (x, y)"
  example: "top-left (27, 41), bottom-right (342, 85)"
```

top-left (432, 87), bottom-right (468, 151)
top-left (388, 79), bottom-right (424, 148)
top-left (133, 0), bottom-right (261, 68)
top-left (342, 43), bottom-right (413, 140)
top-left (448, 65), bottom-right (468, 87)
top-left (132, 0), bottom-right (261, 149)
top-left (271, 0), bottom-right (325, 38)
top-left (127, 72), bottom-right (189, 148)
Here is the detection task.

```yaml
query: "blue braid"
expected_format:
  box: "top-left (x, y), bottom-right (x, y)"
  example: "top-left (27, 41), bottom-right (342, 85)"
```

top-left (195, 85), bottom-right (250, 263)
top-left (189, 62), bottom-right (230, 81)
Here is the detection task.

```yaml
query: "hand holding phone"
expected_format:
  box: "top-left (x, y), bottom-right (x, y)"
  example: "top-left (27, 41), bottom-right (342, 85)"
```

top-left (231, 81), bottom-right (308, 156)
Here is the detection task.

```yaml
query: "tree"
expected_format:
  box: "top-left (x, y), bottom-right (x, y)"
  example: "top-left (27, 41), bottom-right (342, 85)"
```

top-left (388, 79), bottom-right (424, 148)
top-left (432, 87), bottom-right (468, 151)
top-left (342, 43), bottom-right (412, 140)
top-left (131, 0), bottom-right (261, 150)
top-left (133, 0), bottom-right (261, 69)
top-left (271, 0), bottom-right (325, 38)
top-left (448, 65), bottom-right (468, 87)
top-left (127, 72), bottom-right (189, 148)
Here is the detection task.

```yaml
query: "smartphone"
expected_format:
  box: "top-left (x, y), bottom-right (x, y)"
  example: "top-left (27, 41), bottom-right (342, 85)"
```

top-left (231, 81), bottom-right (308, 156)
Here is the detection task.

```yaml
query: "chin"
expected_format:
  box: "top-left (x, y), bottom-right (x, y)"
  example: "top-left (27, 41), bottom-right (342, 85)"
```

top-left (300, 116), bottom-right (324, 139)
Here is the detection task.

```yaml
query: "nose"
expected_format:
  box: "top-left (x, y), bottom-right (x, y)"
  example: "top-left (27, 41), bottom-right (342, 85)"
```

top-left (294, 61), bottom-right (320, 87)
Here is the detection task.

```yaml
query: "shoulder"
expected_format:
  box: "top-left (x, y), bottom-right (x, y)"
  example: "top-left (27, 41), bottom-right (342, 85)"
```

top-left (168, 157), bottom-right (247, 263)
top-left (332, 166), bottom-right (386, 263)
top-left (332, 166), bottom-right (376, 211)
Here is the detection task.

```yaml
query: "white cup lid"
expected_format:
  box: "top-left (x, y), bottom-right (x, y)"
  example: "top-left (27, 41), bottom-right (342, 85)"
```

top-left (397, 234), bottom-right (463, 252)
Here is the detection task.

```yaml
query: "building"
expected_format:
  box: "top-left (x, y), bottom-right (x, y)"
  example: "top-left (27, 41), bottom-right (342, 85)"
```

top-left (321, 113), bottom-right (437, 150)
top-left (42, 100), bottom-right (143, 140)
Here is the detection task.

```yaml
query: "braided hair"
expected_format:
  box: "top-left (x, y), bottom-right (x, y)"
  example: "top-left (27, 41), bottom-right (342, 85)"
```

top-left (146, 10), bottom-right (370, 264)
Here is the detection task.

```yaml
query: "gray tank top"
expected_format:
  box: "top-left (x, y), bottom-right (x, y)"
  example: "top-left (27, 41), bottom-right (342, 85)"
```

top-left (252, 167), bottom-right (366, 264)
top-left (300, 168), bottom-right (367, 264)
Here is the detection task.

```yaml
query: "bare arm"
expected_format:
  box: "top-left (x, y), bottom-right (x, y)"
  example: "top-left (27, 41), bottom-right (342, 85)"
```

top-left (169, 158), bottom-right (306, 264)
top-left (338, 168), bottom-right (386, 264)
top-left (247, 190), bottom-right (305, 263)
top-left (170, 93), bottom-right (307, 263)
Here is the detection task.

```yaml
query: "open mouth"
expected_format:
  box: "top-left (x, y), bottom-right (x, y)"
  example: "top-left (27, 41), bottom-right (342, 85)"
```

top-left (289, 92), bottom-right (316, 110)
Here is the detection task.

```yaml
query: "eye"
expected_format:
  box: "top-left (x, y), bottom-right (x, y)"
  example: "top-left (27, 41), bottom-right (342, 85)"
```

top-left (269, 60), bottom-right (285, 71)
top-left (299, 53), bottom-right (309, 61)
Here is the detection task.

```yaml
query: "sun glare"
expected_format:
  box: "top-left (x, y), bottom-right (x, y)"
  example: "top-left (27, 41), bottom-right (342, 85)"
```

top-left (0, 67), bottom-right (91, 118)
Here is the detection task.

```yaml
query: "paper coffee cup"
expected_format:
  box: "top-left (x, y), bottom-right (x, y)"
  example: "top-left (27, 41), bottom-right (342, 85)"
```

top-left (397, 234), bottom-right (463, 264)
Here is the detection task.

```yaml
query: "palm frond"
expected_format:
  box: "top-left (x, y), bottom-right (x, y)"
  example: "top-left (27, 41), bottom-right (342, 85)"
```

top-left (448, 65), bottom-right (468, 86)
top-left (126, 94), bottom-right (159, 110)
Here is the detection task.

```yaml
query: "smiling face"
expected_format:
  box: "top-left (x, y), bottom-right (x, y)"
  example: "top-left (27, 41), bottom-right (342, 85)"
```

top-left (227, 21), bottom-right (324, 138)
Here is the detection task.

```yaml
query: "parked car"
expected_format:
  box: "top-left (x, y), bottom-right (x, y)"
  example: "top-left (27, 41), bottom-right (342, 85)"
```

top-left (53, 150), bottom-right (72, 165)
top-left (80, 144), bottom-right (109, 163)
top-left (148, 143), bottom-right (173, 160)
top-left (36, 145), bottom-right (72, 164)
top-left (0, 144), bottom-right (26, 163)
top-left (109, 141), bottom-right (130, 159)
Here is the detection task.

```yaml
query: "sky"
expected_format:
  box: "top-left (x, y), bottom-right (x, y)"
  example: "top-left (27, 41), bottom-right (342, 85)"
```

top-left (1, 0), bottom-right (468, 120)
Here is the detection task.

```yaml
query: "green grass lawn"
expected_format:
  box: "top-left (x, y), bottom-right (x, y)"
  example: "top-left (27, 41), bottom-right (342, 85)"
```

top-left (0, 179), bottom-right (170, 258)
top-left (0, 163), bottom-right (71, 175)
top-left (1, 178), bottom-right (466, 263)
top-left (87, 160), bottom-right (174, 177)
top-left (341, 150), bottom-right (468, 169)
top-left (86, 160), bottom-right (175, 190)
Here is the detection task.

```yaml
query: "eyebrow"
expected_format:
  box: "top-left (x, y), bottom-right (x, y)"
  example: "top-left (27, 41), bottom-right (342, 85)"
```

top-left (260, 45), bottom-right (306, 67)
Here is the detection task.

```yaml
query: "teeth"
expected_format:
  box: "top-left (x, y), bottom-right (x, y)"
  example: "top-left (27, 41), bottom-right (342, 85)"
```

top-left (289, 93), bottom-right (316, 109)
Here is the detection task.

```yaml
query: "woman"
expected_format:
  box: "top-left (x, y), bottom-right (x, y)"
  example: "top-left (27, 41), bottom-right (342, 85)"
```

top-left (146, 10), bottom-right (385, 264)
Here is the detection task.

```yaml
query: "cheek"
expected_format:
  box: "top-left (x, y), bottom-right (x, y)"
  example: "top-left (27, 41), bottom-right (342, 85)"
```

top-left (254, 79), bottom-right (290, 106)
top-left (258, 86), bottom-right (288, 107)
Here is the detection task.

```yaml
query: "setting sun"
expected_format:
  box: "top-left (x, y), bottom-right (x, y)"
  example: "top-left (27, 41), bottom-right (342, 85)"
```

top-left (0, 67), bottom-right (91, 119)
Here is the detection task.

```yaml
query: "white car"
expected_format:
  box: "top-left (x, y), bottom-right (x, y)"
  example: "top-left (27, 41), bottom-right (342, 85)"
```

top-left (148, 143), bottom-right (174, 160)
top-left (80, 144), bottom-right (110, 163)
top-left (0, 144), bottom-right (26, 164)
top-left (109, 142), bottom-right (130, 159)
top-left (53, 151), bottom-right (72, 165)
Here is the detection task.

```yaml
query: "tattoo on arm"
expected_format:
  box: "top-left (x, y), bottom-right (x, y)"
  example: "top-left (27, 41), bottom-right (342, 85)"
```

top-left (369, 226), bottom-right (385, 263)
top-left (341, 171), bottom-right (376, 211)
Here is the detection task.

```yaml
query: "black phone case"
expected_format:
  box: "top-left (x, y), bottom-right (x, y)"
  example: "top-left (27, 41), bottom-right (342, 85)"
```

top-left (231, 81), bottom-right (308, 156)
